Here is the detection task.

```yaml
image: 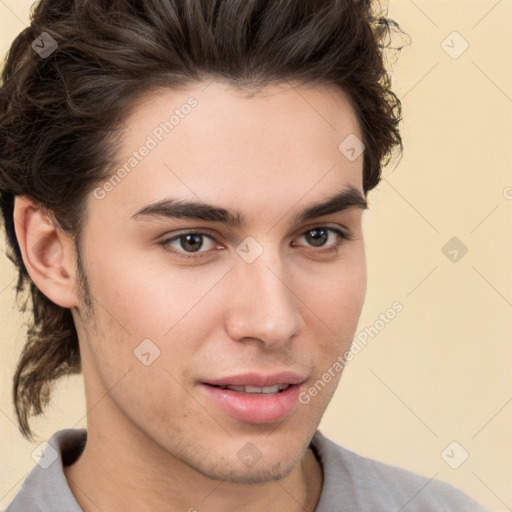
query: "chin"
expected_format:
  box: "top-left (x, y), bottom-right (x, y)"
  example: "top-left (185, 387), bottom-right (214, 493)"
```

top-left (183, 435), bottom-right (310, 485)
top-left (197, 458), bottom-right (297, 485)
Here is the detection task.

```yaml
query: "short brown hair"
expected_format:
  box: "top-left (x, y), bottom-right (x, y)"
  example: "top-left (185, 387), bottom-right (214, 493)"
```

top-left (0, 0), bottom-right (409, 439)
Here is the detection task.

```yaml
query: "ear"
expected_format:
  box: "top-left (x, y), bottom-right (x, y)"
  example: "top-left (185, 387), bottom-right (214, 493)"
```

top-left (13, 196), bottom-right (79, 309)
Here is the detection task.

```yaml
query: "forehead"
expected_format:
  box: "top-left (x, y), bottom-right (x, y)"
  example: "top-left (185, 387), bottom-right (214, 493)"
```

top-left (89, 81), bottom-right (364, 223)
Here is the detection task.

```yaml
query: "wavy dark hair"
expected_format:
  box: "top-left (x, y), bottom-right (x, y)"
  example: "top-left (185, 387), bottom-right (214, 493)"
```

top-left (0, 0), bottom-right (409, 439)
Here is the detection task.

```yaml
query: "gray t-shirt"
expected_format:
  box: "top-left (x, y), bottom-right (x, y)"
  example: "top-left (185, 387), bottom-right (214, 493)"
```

top-left (5, 428), bottom-right (490, 511)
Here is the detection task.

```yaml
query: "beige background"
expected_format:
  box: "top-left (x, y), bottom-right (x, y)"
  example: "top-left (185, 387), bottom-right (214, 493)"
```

top-left (0, 0), bottom-right (510, 510)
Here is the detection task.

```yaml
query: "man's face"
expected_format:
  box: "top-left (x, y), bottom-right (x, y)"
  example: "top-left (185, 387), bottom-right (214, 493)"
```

top-left (73, 81), bottom-right (367, 483)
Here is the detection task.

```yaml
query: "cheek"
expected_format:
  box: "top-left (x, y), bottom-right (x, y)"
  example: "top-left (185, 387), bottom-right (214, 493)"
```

top-left (86, 248), bottom-right (228, 339)
top-left (299, 254), bottom-right (366, 370)
top-left (304, 254), bottom-right (366, 330)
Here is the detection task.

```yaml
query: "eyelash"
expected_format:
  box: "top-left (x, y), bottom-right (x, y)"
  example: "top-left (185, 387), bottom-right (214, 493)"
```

top-left (158, 226), bottom-right (353, 261)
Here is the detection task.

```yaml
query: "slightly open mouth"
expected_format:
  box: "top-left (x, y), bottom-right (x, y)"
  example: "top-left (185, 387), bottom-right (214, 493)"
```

top-left (208, 383), bottom-right (291, 394)
top-left (201, 381), bottom-right (301, 423)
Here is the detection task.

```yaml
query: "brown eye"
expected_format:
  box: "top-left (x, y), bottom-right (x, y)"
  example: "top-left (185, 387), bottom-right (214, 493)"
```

top-left (295, 227), bottom-right (350, 249)
top-left (304, 228), bottom-right (330, 247)
top-left (179, 234), bottom-right (205, 252)
top-left (160, 231), bottom-right (218, 259)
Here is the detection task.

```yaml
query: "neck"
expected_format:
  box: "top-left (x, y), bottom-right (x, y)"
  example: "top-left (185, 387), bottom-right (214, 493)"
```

top-left (64, 415), bottom-right (323, 512)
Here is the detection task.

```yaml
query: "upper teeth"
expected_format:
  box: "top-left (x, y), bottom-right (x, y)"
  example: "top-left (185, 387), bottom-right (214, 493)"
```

top-left (222, 384), bottom-right (289, 393)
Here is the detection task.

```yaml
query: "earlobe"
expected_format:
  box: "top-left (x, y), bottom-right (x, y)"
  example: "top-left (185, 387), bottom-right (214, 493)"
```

top-left (13, 196), bottom-right (79, 309)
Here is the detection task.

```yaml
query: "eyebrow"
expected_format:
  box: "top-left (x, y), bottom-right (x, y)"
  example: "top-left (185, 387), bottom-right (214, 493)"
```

top-left (131, 185), bottom-right (368, 227)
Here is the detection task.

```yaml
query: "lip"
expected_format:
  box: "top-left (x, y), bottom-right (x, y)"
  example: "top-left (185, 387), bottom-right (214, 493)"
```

top-left (200, 372), bottom-right (306, 424)
top-left (203, 371), bottom-right (306, 388)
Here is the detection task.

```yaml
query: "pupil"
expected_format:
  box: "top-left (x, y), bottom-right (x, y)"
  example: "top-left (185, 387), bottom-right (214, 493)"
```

top-left (182, 234), bottom-right (203, 252)
top-left (307, 229), bottom-right (327, 247)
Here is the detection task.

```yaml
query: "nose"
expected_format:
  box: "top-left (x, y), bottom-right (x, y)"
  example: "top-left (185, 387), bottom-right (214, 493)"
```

top-left (224, 249), bottom-right (304, 349)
